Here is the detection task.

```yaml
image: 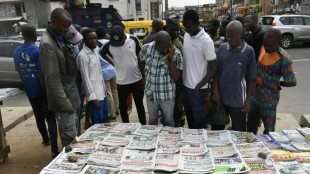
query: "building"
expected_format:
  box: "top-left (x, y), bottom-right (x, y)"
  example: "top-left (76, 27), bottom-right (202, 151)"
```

top-left (202, 3), bottom-right (217, 18)
top-left (167, 6), bottom-right (184, 17)
top-left (184, 5), bottom-right (203, 17)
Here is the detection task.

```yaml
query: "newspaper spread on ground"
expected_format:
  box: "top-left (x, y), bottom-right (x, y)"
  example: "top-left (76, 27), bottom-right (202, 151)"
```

top-left (268, 132), bottom-right (290, 143)
top-left (44, 152), bottom-right (89, 173)
top-left (244, 158), bottom-right (279, 174)
top-left (70, 140), bottom-right (99, 154)
top-left (275, 160), bottom-right (308, 173)
top-left (120, 171), bottom-right (154, 174)
top-left (79, 131), bottom-right (109, 141)
top-left (282, 130), bottom-right (306, 142)
top-left (230, 131), bottom-right (258, 144)
top-left (157, 140), bottom-right (181, 154)
top-left (235, 142), bottom-right (271, 158)
top-left (127, 135), bottom-right (158, 150)
top-left (40, 170), bottom-right (79, 174)
top-left (80, 165), bottom-right (120, 174)
top-left (100, 133), bottom-right (134, 147)
top-left (293, 152), bottom-right (310, 163)
top-left (180, 142), bottom-right (208, 156)
top-left (297, 127), bottom-right (310, 136)
top-left (133, 125), bottom-right (163, 136)
top-left (291, 141), bottom-right (310, 151)
top-left (158, 133), bottom-right (181, 142)
top-left (154, 153), bottom-right (179, 172)
top-left (213, 156), bottom-right (250, 173)
top-left (87, 123), bottom-right (115, 132)
top-left (278, 142), bottom-right (299, 152)
top-left (211, 143), bottom-right (238, 158)
top-left (87, 145), bottom-right (124, 167)
top-left (206, 130), bottom-right (232, 146)
top-left (160, 126), bottom-right (182, 135)
top-left (256, 134), bottom-right (281, 149)
top-left (121, 149), bottom-right (156, 171)
top-left (109, 123), bottom-right (141, 134)
top-left (271, 149), bottom-right (296, 162)
top-left (181, 128), bottom-right (206, 142)
top-left (178, 152), bottom-right (214, 173)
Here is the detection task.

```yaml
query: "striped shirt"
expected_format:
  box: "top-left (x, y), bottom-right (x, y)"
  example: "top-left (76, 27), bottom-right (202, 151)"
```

top-left (139, 42), bottom-right (183, 102)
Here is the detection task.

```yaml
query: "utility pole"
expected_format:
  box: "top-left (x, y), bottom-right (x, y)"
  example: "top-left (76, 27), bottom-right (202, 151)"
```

top-left (165, 0), bottom-right (168, 15)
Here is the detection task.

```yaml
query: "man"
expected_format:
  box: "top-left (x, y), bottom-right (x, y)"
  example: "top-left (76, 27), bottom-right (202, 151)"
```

top-left (96, 26), bottom-right (119, 120)
top-left (100, 25), bottom-right (146, 125)
top-left (139, 31), bottom-right (183, 127)
top-left (182, 10), bottom-right (217, 129)
top-left (247, 28), bottom-right (296, 134)
top-left (166, 13), bottom-right (185, 127)
top-left (244, 12), bottom-right (265, 61)
top-left (143, 18), bottom-right (163, 44)
top-left (212, 21), bottom-right (257, 131)
top-left (219, 19), bottom-right (231, 41)
top-left (13, 24), bottom-right (59, 157)
top-left (78, 28), bottom-right (108, 124)
top-left (40, 8), bottom-right (80, 148)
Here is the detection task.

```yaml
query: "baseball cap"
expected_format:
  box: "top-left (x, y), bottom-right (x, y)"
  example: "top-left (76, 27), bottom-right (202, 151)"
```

top-left (64, 25), bottom-right (83, 44)
top-left (110, 25), bottom-right (125, 47)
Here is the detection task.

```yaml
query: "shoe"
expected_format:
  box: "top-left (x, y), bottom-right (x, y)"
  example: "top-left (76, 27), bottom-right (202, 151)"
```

top-left (109, 116), bottom-right (117, 120)
top-left (51, 152), bottom-right (59, 158)
top-left (42, 141), bottom-right (50, 146)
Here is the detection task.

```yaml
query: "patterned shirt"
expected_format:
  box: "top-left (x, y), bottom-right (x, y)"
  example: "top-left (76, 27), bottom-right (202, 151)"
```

top-left (172, 35), bottom-right (184, 55)
top-left (139, 42), bottom-right (183, 102)
top-left (252, 46), bottom-right (296, 108)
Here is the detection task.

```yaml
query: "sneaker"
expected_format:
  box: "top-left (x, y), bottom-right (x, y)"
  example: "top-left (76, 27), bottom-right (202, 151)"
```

top-left (42, 141), bottom-right (50, 146)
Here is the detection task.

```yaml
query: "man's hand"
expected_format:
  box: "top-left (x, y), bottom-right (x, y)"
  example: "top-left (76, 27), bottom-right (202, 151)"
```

top-left (93, 100), bottom-right (102, 110)
top-left (66, 107), bottom-right (74, 114)
top-left (169, 42), bottom-right (176, 61)
top-left (213, 90), bottom-right (221, 103)
top-left (242, 99), bottom-right (251, 114)
top-left (194, 82), bottom-right (203, 95)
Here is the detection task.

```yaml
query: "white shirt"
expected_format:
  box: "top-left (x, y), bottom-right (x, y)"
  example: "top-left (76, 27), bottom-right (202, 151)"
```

top-left (78, 44), bottom-right (106, 101)
top-left (183, 28), bottom-right (216, 89)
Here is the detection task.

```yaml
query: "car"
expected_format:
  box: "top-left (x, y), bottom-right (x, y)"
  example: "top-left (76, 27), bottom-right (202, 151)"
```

top-left (262, 15), bottom-right (310, 48)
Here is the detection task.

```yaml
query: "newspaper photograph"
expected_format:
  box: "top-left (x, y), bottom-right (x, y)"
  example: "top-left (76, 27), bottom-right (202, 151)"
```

top-left (181, 128), bottom-right (206, 142)
top-left (44, 152), bottom-right (89, 173)
top-left (230, 131), bottom-right (258, 144)
top-left (100, 133), bottom-right (134, 147)
top-left (178, 153), bottom-right (214, 173)
top-left (121, 149), bottom-right (156, 171)
top-left (80, 165), bottom-right (120, 174)
top-left (87, 123), bottom-right (115, 132)
top-left (109, 123), bottom-right (141, 134)
top-left (160, 126), bottom-right (182, 135)
top-left (180, 142), bottom-right (208, 156)
top-left (127, 135), bottom-right (158, 150)
top-left (213, 156), bottom-right (249, 173)
top-left (158, 133), bottom-right (181, 142)
top-left (206, 130), bottom-right (232, 146)
top-left (87, 145), bottom-right (124, 167)
top-left (79, 131), bottom-right (109, 141)
top-left (235, 142), bottom-right (271, 158)
top-left (157, 140), bottom-right (181, 154)
top-left (70, 140), bottom-right (99, 154)
top-left (154, 153), bottom-right (179, 172)
top-left (211, 143), bottom-right (238, 158)
top-left (244, 158), bottom-right (279, 173)
top-left (133, 125), bottom-right (163, 136)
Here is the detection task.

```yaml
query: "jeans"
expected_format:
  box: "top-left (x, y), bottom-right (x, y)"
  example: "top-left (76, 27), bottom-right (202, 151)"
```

top-left (55, 112), bottom-right (77, 148)
top-left (89, 98), bottom-right (108, 124)
top-left (105, 77), bottom-right (119, 117)
top-left (146, 96), bottom-right (175, 127)
top-left (28, 97), bottom-right (58, 153)
top-left (117, 80), bottom-right (146, 125)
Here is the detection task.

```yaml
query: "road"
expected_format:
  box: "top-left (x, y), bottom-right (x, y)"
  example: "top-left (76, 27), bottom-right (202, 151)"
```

top-left (2, 43), bottom-right (310, 121)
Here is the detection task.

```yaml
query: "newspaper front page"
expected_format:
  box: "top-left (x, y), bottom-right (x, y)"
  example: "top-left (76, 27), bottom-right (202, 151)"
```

top-left (87, 145), bottom-right (124, 167)
top-left (154, 153), bottom-right (179, 172)
top-left (121, 149), bottom-right (156, 171)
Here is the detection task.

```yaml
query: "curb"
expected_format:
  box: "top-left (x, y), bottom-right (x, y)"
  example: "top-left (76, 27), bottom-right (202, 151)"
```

top-left (4, 110), bottom-right (34, 132)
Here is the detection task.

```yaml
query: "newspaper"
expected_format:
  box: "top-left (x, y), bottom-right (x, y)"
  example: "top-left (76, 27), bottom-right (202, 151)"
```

top-left (211, 143), bottom-right (238, 158)
top-left (127, 135), bottom-right (158, 150)
top-left (293, 152), bottom-right (310, 162)
top-left (87, 123), bottom-right (115, 132)
top-left (87, 145), bottom-right (124, 167)
top-left (275, 160), bottom-right (308, 173)
top-left (178, 152), bottom-right (215, 173)
top-left (44, 152), bottom-right (89, 173)
top-left (79, 131), bottom-right (109, 141)
top-left (180, 142), bottom-right (208, 156)
top-left (121, 149), bottom-right (156, 171)
top-left (70, 140), bottom-right (99, 154)
top-left (80, 165), bottom-right (120, 174)
top-left (279, 142), bottom-right (299, 152)
top-left (109, 123), bottom-right (141, 134)
top-left (271, 149), bottom-right (296, 162)
top-left (244, 158), bottom-right (279, 173)
top-left (235, 142), bottom-right (271, 158)
top-left (39, 170), bottom-right (78, 174)
top-left (282, 130), bottom-right (306, 142)
top-left (268, 132), bottom-right (290, 143)
top-left (133, 125), bottom-right (163, 136)
top-left (291, 141), bottom-right (310, 151)
top-left (230, 131), bottom-right (258, 144)
top-left (158, 133), bottom-right (181, 142)
top-left (120, 171), bottom-right (154, 174)
top-left (100, 133), bottom-right (134, 147)
top-left (213, 156), bottom-right (250, 173)
top-left (156, 140), bottom-right (181, 154)
top-left (154, 153), bottom-right (179, 172)
top-left (160, 126), bottom-right (182, 135)
top-left (181, 128), bottom-right (206, 142)
top-left (297, 127), bottom-right (310, 136)
top-left (206, 130), bottom-right (232, 146)
top-left (256, 134), bottom-right (281, 149)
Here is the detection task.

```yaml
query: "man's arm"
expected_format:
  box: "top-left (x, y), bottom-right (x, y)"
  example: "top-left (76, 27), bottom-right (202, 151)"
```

top-left (195, 60), bottom-right (217, 94)
top-left (99, 42), bottom-right (114, 66)
top-left (212, 72), bottom-right (221, 102)
top-left (242, 79), bottom-right (254, 113)
top-left (168, 44), bottom-right (181, 81)
top-left (280, 57), bottom-right (297, 87)
top-left (101, 54), bottom-right (115, 66)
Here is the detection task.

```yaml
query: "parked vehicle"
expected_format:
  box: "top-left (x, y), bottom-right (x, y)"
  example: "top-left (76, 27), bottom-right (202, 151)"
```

top-left (262, 15), bottom-right (310, 48)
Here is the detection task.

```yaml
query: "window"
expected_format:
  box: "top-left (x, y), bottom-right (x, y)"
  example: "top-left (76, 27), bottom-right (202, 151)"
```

top-left (290, 17), bottom-right (303, 25)
top-left (280, 17), bottom-right (290, 25)
top-left (304, 17), bottom-right (310, 25)
top-left (262, 17), bottom-right (274, 25)
top-left (129, 28), bottom-right (148, 39)
top-left (136, 0), bottom-right (141, 11)
top-left (150, 3), bottom-right (159, 19)
top-left (0, 43), bottom-right (10, 57)
top-left (105, 13), bottom-right (114, 20)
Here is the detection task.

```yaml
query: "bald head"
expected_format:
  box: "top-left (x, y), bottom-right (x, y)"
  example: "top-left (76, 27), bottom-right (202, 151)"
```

top-left (155, 31), bottom-right (171, 54)
top-left (226, 20), bottom-right (243, 33)
top-left (226, 21), bottom-right (243, 49)
top-left (152, 18), bottom-right (164, 33)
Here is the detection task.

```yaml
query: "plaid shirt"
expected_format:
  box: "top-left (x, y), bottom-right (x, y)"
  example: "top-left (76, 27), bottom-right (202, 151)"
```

top-left (139, 42), bottom-right (183, 102)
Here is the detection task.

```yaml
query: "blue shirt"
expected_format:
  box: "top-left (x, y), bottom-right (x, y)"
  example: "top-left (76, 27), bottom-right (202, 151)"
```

top-left (217, 42), bottom-right (257, 107)
top-left (13, 44), bottom-right (45, 98)
top-left (97, 39), bottom-right (116, 81)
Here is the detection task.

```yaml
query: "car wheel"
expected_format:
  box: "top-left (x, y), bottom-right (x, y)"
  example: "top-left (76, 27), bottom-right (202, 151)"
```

top-left (281, 35), bottom-right (293, 48)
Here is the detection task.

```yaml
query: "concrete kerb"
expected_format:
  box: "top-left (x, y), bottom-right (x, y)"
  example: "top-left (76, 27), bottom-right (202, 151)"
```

top-left (4, 110), bottom-right (34, 132)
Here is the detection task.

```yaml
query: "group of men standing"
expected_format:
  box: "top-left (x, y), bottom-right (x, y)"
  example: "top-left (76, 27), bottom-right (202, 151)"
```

top-left (12, 8), bottom-right (296, 158)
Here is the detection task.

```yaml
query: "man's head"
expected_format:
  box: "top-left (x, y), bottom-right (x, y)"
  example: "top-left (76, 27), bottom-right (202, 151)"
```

top-left (112, 21), bottom-right (125, 29)
top-left (96, 27), bottom-right (107, 39)
top-left (263, 28), bottom-right (282, 54)
top-left (152, 18), bottom-right (163, 33)
top-left (50, 8), bottom-right (72, 36)
top-left (21, 24), bottom-right (37, 43)
top-left (155, 31), bottom-right (171, 54)
top-left (207, 19), bottom-right (220, 36)
top-left (183, 10), bottom-right (200, 35)
top-left (82, 28), bottom-right (97, 50)
top-left (244, 12), bottom-right (258, 32)
top-left (110, 25), bottom-right (126, 47)
top-left (226, 20), bottom-right (243, 48)
top-left (219, 19), bottom-right (231, 37)
top-left (166, 13), bottom-right (181, 40)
